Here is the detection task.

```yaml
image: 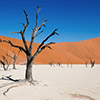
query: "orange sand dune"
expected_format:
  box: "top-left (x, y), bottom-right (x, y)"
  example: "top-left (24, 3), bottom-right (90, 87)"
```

top-left (0, 35), bottom-right (100, 64)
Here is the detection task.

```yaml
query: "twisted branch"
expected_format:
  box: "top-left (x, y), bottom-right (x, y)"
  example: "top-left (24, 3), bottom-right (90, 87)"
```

top-left (0, 60), bottom-right (5, 65)
top-left (37, 29), bottom-right (58, 49)
top-left (11, 10), bottom-right (29, 51)
top-left (29, 29), bottom-right (59, 63)
top-left (29, 7), bottom-right (48, 53)
top-left (34, 30), bottom-right (44, 38)
top-left (0, 39), bottom-right (26, 53)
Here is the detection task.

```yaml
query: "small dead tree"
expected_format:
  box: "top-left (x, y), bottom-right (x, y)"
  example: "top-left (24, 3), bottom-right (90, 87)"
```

top-left (0, 7), bottom-right (59, 83)
top-left (0, 56), bottom-right (12, 70)
top-left (12, 51), bottom-right (20, 69)
top-left (90, 58), bottom-right (95, 68)
top-left (49, 61), bottom-right (53, 66)
top-left (58, 62), bottom-right (61, 66)
top-left (0, 58), bottom-right (6, 70)
top-left (6, 51), bottom-right (20, 69)
top-left (70, 62), bottom-right (72, 68)
top-left (85, 61), bottom-right (88, 67)
top-left (67, 60), bottom-right (69, 67)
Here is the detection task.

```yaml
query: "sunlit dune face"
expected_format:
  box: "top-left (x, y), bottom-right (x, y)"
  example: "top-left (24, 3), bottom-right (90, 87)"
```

top-left (0, 35), bottom-right (100, 64)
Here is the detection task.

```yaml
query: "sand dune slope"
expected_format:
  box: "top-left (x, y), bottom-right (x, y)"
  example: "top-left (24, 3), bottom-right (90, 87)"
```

top-left (0, 35), bottom-right (100, 64)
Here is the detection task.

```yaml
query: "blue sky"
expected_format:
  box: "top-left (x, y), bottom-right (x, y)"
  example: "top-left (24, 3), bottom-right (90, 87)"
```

top-left (0, 0), bottom-right (100, 43)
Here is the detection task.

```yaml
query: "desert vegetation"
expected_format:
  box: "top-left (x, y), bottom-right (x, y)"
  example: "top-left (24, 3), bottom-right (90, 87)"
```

top-left (49, 61), bottom-right (53, 66)
top-left (0, 56), bottom-right (12, 70)
top-left (0, 51), bottom-right (20, 70)
top-left (90, 58), bottom-right (95, 68)
top-left (0, 7), bottom-right (59, 83)
top-left (0, 6), bottom-right (59, 96)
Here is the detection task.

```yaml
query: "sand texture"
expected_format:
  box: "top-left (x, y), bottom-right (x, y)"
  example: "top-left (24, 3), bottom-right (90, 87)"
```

top-left (0, 35), bottom-right (100, 64)
top-left (0, 64), bottom-right (100, 100)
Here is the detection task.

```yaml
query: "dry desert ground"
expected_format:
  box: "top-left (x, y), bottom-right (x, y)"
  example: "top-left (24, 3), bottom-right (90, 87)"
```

top-left (0, 64), bottom-right (100, 100)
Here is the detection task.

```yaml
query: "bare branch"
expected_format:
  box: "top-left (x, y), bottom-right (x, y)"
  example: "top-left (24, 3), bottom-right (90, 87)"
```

top-left (0, 60), bottom-right (5, 65)
top-left (0, 39), bottom-right (27, 54)
top-left (43, 24), bottom-right (46, 27)
top-left (28, 8), bottom-right (41, 53)
top-left (23, 10), bottom-right (29, 35)
top-left (39, 42), bottom-right (55, 51)
top-left (21, 34), bottom-right (29, 51)
top-left (29, 29), bottom-right (58, 63)
top-left (6, 51), bottom-right (13, 68)
top-left (0, 56), bottom-right (10, 70)
top-left (20, 23), bottom-right (26, 27)
top-left (13, 50), bottom-right (20, 59)
top-left (55, 32), bottom-right (59, 36)
top-left (34, 7), bottom-right (41, 30)
top-left (37, 29), bottom-right (58, 49)
top-left (11, 31), bottom-right (21, 34)
top-left (12, 51), bottom-right (16, 58)
top-left (6, 51), bottom-right (13, 58)
top-left (34, 30), bottom-right (44, 38)
top-left (11, 10), bottom-right (29, 51)
top-left (2, 56), bottom-right (8, 64)
top-left (17, 50), bottom-right (20, 57)
top-left (29, 7), bottom-right (48, 53)
top-left (18, 10), bottom-right (30, 51)
top-left (0, 59), bottom-right (6, 70)
top-left (37, 19), bottom-right (48, 31)
top-left (90, 58), bottom-right (95, 68)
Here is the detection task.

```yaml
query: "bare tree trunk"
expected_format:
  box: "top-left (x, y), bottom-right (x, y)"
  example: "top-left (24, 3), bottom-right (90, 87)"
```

top-left (12, 51), bottom-right (20, 69)
top-left (25, 64), bottom-right (33, 82)
top-left (0, 56), bottom-right (12, 71)
top-left (3, 64), bottom-right (6, 70)
top-left (67, 60), bottom-right (69, 67)
top-left (2, 59), bottom-right (6, 70)
top-left (90, 58), bottom-right (95, 68)
top-left (13, 61), bottom-right (16, 69)
top-left (6, 56), bottom-right (12, 69)
top-left (25, 56), bottom-right (33, 82)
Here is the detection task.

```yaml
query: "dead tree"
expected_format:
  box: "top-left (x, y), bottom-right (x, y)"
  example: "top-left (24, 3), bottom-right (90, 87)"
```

top-left (0, 59), bottom-right (6, 70)
top-left (49, 61), bottom-right (53, 66)
top-left (67, 60), bottom-right (69, 67)
top-left (85, 61), bottom-right (88, 67)
top-left (6, 51), bottom-right (20, 69)
top-left (70, 62), bottom-right (72, 68)
top-left (0, 56), bottom-right (8, 70)
top-left (0, 7), bottom-right (59, 83)
top-left (58, 62), bottom-right (61, 66)
top-left (90, 58), bottom-right (95, 68)
top-left (12, 51), bottom-right (20, 69)
top-left (0, 56), bottom-right (12, 70)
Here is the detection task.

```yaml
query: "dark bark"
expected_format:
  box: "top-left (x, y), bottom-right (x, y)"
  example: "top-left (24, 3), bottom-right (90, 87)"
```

top-left (90, 58), bottom-right (95, 68)
top-left (0, 7), bottom-right (58, 82)
top-left (0, 56), bottom-right (12, 70)
top-left (0, 60), bottom-right (6, 70)
top-left (12, 51), bottom-right (20, 69)
top-left (6, 51), bottom-right (18, 69)
top-left (25, 56), bottom-right (33, 82)
top-left (13, 60), bottom-right (16, 69)
top-left (25, 63), bottom-right (33, 82)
